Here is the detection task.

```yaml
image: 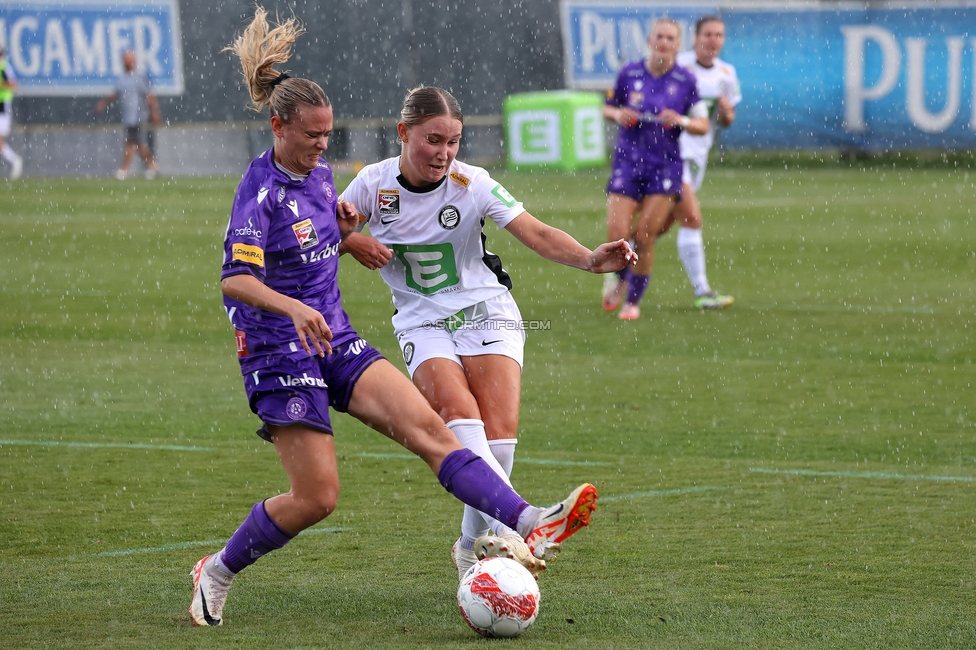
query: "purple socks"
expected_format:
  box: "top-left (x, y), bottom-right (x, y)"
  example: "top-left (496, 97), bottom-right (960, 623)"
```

top-left (626, 272), bottom-right (650, 305)
top-left (220, 500), bottom-right (295, 574)
top-left (437, 448), bottom-right (530, 530)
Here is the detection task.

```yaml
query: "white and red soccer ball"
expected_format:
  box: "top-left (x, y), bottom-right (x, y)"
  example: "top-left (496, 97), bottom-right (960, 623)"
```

top-left (457, 557), bottom-right (541, 638)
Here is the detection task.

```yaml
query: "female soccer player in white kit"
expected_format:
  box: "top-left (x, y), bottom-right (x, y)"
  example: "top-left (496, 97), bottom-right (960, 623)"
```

top-left (669, 15), bottom-right (741, 309)
top-left (340, 86), bottom-right (636, 579)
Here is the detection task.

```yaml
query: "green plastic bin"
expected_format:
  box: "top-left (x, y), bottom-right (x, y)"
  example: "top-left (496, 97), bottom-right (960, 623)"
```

top-left (503, 90), bottom-right (607, 171)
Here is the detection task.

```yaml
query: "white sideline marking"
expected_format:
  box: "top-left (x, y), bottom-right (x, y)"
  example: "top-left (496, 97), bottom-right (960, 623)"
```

top-left (356, 452), bottom-right (609, 466)
top-left (750, 468), bottom-right (976, 483)
top-left (93, 527), bottom-right (349, 557)
top-left (747, 304), bottom-right (935, 315)
top-left (600, 485), bottom-right (726, 502)
top-left (0, 439), bottom-right (215, 452)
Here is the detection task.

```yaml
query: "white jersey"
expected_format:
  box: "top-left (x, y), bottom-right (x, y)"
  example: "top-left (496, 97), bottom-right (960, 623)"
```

top-left (677, 51), bottom-right (742, 160)
top-left (340, 157), bottom-right (525, 333)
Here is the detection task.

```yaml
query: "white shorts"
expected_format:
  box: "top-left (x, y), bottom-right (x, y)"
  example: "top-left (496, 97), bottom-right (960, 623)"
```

top-left (0, 112), bottom-right (11, 138)
top-left (682, 153), bottom-right (709, 193)
top-left (395, 293), bottom-right (526, 377)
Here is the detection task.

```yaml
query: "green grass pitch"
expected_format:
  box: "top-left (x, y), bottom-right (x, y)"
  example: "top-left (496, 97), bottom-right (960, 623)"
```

top-left (1, 161), bottom-right (973, 649)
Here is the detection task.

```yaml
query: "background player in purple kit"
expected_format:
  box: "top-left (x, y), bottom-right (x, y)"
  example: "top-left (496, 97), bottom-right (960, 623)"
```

top-left (188, 7), bottom-right (599, 627)
top-left (600, 18), bottom-right (710, 320)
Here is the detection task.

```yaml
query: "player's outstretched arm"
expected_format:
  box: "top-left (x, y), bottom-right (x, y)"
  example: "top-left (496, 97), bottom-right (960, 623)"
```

top-left (505, 212), bottom-right (636, 273)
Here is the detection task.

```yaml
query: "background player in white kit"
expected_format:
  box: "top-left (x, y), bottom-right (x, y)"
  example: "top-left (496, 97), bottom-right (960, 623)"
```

top-left (667, 15), bottom-right (741, 309)
top-left (340, 86), bottom-right (635, 580)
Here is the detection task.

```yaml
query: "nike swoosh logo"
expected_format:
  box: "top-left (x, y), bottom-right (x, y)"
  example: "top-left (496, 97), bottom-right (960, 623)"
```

top-left (199, 586), bottom-right (221, 626)
top-left (380, 216), bottom-right (399, 225)
top-left (482, 339), bottom-right (503, 346)
top-left (547, 503), bottom-right (564, 517)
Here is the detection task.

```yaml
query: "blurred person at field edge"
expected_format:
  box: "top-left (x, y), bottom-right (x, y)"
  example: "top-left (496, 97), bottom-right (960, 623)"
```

top-left (655, 15), bottom-right (740, 310)
top-left (188, 6), bottom-right (603, 627)
top-left (600, 18), bottom-right (710, 320)
top-left (339, 86), bottom-right (636, 582)
top-left (0, 46), bottom-right (24, 180)
top-left (95, 50), bottom-right (161, 180)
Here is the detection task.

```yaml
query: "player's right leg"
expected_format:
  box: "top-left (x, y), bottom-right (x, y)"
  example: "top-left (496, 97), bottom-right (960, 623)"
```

top-left (346, 359), bottom-right (597, 559)
top-left (603, 192), bottom-right (639, 311)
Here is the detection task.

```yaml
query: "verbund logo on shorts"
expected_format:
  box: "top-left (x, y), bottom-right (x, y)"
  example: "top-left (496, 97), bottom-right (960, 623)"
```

top-left (278, 373), bottom-right (327, 388)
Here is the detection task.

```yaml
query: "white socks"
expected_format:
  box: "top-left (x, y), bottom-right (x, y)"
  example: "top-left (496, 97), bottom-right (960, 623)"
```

top-left (1, 143), bottom-right (20, 164)
top-left (447, 419), bottom-right (518, 546)
top-left (677, 227), bottom-right (711, 296)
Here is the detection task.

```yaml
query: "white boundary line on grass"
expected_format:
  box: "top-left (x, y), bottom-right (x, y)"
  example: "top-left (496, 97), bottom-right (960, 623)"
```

top-left (750, 468), bottom-right (976, 482)
top-left (0, 439), bottom-right (215, 452)
top-left (93, 527), bottom-right (349, 557)
top-left (600, 485), bottom-right (726, 502)
top-left (356, 452), bottom-right (609, 467)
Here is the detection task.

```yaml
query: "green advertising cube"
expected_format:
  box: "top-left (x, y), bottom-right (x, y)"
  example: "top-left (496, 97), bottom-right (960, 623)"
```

top-left (504, 90), bottom-right (607, 171)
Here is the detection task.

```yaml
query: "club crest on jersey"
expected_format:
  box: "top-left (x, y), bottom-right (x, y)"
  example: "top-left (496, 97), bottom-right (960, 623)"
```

top-left (438, 205), bottom-right (461, 230)
top-left (378, 189), bottom-right (400, 215)
top-left (627, 92), bottom-right (644, 108)
top-left (277, 186), bottom-right (286, 203)
top-left (322, 183), bottom-right (334, 202)
top-left (292, 219), bottom-right (320, 249)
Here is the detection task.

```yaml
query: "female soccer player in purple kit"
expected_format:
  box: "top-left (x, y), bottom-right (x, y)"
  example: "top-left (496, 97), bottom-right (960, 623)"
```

top-left (188, 7), bottom-right (598, 627)
top-left (601, 18), bottom-right (711, 320)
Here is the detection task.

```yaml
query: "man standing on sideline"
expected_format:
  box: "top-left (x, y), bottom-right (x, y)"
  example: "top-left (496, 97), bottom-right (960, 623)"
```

top-left (0, 46), bottom-right (24, 180)
top-left (95, 50), bottom-right (161, 179)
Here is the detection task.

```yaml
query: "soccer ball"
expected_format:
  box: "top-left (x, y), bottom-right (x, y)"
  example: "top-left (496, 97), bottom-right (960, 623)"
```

top-left (457, 557), bottom-right (541, 638)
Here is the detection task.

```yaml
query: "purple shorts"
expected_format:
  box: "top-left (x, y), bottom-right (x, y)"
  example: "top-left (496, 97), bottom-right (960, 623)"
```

top-left (607, 162), bottom-right (683, 201)
top-left (240, 335), bottom-right (384, 442)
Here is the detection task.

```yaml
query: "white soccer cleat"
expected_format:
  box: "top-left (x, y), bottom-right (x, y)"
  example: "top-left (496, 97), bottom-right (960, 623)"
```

top-left (475, 533), bottom-right (546, 579)
top-left (451, 537), bottom-right (478, 582)
top-left (524, 483), bottom-right (598, 561)
top-left (114, 169), bottom-right (127, 180)
top-left (189, 555), bottom-right (233, 626)
top-left (618, 303), bottom-right (640, 321)
top-left (10, 155), bottom-right (23, 180)
top-left (602, 273), bottom-right (626, 312)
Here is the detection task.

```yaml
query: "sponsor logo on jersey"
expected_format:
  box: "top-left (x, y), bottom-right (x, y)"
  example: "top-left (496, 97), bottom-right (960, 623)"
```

top-left (257, 187), bottom-right (270, 204)
top-left (231, 243), bottom-right (265, 266)
top-left (378, 189), bottom-right (400, 215)
top-left (402, 341), bottom-right (415, 365)
top-left (286, 396), bottom-right (308, 419)
top-left (233, 217), bottom-right (262, 239)
top-left (491, 184), bottom-right (517, 208)
top-left (287, 199), bottom-right (300, 218)
top-left (279, 373), bottom-right (328, 388)
top-left (627, 91), bottom-right (643, 108)
top-left (235, 330), bottom-right (248, 357)
top-left (449, 171), bottom-right (470, 187)
top-left (438, 204), bottom-right (461, 230)
top-left (277, 186), bottom-right (286, 203)
top-left (292, 219), bottom-right (319, 249)
top-left (299, 241), bottom-right (340, 264)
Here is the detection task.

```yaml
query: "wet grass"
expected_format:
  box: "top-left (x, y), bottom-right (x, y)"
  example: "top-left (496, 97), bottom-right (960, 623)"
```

top-left (0, 165), bottom-right (973, 649)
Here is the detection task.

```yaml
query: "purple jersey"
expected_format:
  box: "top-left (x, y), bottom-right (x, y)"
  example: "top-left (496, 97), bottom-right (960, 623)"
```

top-left (606, 60), bottom-right (700, 171)
top-left (221, 148), bottom-right (354, 361)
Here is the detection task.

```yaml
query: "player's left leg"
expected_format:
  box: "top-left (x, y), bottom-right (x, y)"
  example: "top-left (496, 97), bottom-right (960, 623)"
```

top-left (620, 193), bottom-right (675, 320)
top-left (673, 182), bottom-right (734, 309)
top-left (190, 425), bottom-right (339, 626)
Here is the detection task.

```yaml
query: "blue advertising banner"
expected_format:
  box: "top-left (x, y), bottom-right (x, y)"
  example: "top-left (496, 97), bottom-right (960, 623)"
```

top-left (0, 0), bottom-right (184, 96)
top-left (560, 1), bottom-right (976, 149)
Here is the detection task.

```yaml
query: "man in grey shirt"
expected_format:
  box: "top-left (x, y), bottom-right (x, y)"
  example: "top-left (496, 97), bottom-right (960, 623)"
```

top-left (95, 50), bottom-right (161, 179)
